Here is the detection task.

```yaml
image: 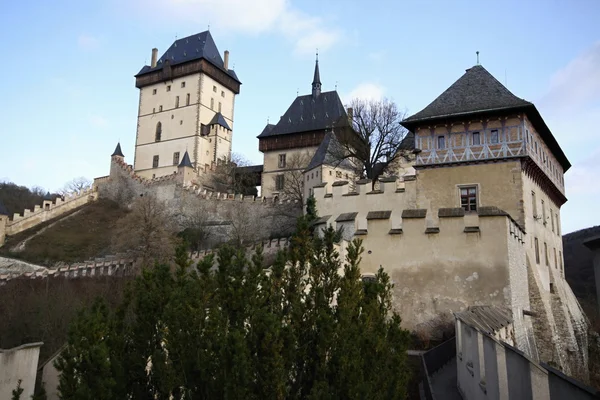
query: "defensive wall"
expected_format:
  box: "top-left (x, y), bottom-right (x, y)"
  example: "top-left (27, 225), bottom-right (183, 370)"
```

top-left (312, 176), bottom-right (536, 351)
top-left (96, 155), bottom-right (300, 247)
top-left (0, 188), bottom-right (97, 247)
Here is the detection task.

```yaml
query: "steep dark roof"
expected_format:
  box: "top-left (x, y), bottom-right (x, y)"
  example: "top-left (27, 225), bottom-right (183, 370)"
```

top-left (0, 200), bottom-right (8, 216)
top-left (398, 131), bottom-right (415, 151)
top-left (313, 59), bottom-right (321, 86)
top-left (135, 31), bottom-right (240, 83)
top-left (404, 65), bottom-right (532, 123)
top-left (209, 112), bottom-right (231, 130)
top-left (178, 151), bottom-right (193, 168)
top-left (305, 132), bottom-right (354, 171)
top-left (403, 65), bottom-right (570, 171)
top-left (111, 142), bottom-right (124, 157)
top-left (258, 91), bottom-right (348, 138)
top-left (259, 124), bottom-right (275, 137)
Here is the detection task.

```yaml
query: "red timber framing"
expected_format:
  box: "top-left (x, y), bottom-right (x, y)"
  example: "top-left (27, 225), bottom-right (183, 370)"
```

top-left (135, 59), bottom-right (240, 94)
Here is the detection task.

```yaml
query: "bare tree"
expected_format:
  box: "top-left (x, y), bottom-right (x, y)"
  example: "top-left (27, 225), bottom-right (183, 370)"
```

top-left (211, 153), bottom-right (258, 196)
top-left (272, 152), bottom-right (311, 205)
top-left (112, 195), bottom-right (178, 266)
top-left (225, 202), bottom-right (266, 247)
top-left (59, 177), bottom-right (92, 196)
top-left (177, 199), bottom-right (211, 251)
top-left (333, 98), bottom-right (409, 186)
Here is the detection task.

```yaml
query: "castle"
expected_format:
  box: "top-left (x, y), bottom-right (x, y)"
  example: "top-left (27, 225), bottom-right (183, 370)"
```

top-left (0, 31), bottom-right (589, 378)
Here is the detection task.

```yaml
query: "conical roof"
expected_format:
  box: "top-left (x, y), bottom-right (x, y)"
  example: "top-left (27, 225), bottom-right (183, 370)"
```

top-left (404, 65), bottom-right (532, 124)
top-left (111, 142), bottom-right (124, 157)
top-left (178, 151), bottom-right (193, 168)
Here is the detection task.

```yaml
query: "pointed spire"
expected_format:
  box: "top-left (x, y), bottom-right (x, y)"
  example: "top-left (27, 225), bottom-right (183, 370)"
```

top-left (111, 142), bottom-right (124, 157)
top-left (312, 51), bottom-right (321, 98)
top-left (178, 150), bottom-right (193, 168)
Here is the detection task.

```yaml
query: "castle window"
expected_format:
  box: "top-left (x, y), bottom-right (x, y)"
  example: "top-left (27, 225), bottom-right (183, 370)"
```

top-left (437, 136), bottom-right (446, 149)
top-left (460, 186), bottom-right (477, 212)
top-left (159, 105), bottom-right (163, 112)
top-left (490, 129), bottom-right (499, 144)
top-left (535, 238), bottom-right (540, 264)
top-left (218, 102), bottom-right (222, 113)
top-left (541, 200), bottom-right (546, 224)
top-left (210, 98), bottom-right (214, 110)
top-left (544, 242), bottom-right (549, 266)
top-left (153, 108), bottom-right (156, 114)
top-left (153, 155), bottom-right (159, 168)
top-left (307, 175), bottom-right (309, 181)
top-left (316, 170), bottom-right (319, 177)
top-left (186, 93), bottom-right (190, 106)
top-left (278, 154), bottom-right (286, 168)
top-left (173, 152), bottom-right (180, 165)
top-left (550, 208), bottom-right (555, 232)
top-left (554, 248), bottom-right (557, 269)
top-left (180, 120), bottom-right (183, 125)
top-left (166, 85), bottom-right (171, 92)
top-left (153, 89), bottom-right (157, 95)
top-left (221, 90), bottom-right (225, 97)
top-left (336, 171), bottom-right (342, 178)
top-left (330, 171), bottom-right (332, 176)
top-left (213, 85), bottom-right (217, 92)
top-left (175, 96), bottom-right (179, 108)
top-left (559, 251), bottom-right (563, 276)
top-left (472, 132), bottom-right (480, 145)
top-left (275, 174), bottom-right (285, 191)
top-left (556, 213), bottom-right (560, 235)
top-left (155, 122), bottom-right (162, 142)
top-left (181, 82), bottom-right (186, 88)
top-left (532, 191), bottom-right (537, 215)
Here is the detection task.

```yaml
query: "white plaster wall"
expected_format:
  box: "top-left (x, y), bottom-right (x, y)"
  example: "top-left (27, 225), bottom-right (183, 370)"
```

top-left (0, 343), bottom-right (42, 400)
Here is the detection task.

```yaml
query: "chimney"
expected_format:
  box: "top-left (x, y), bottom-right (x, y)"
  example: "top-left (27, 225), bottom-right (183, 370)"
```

top-left (223, 50), bottom-right (229, 70)
top-left (151, 48), bottom-right (158, 68)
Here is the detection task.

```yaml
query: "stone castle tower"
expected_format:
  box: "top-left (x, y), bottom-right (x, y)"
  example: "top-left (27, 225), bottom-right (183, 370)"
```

top-left (133, 31), bottom-right (241, 180)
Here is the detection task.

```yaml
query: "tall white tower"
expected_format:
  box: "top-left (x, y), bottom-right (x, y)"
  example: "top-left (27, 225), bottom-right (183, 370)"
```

top-left (133, 31), bottom-right (241, 179)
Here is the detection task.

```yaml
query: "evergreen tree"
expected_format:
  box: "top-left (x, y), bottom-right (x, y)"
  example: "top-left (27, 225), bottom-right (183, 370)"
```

top-left (11, 380), bottom-right (23, 400)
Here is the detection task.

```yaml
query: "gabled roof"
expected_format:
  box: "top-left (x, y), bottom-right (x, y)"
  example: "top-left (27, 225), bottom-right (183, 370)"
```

top-left (258, 91), bottom-right (348, 138)
top-left (0, 200), bottom-right (8, 216)
top-left (111, 142), bottom-right (124, 157)
top-left (305, 132), bottom-right (354, 171)
top-left (209, 112), bottom-right (231, 130)
top-left (259, 124), bottom-right (275, 137)
top-left (178, 151), bottom-right (193, 168)
top-left (402, 65), bottom-right (571, 171)
top-left (135, 31), bottom-right (240, 83)
top-left (404, 65), bottom-right (532, 124)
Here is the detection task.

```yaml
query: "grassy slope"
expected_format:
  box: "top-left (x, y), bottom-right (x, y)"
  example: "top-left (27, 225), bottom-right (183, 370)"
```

top-left (1, 199), bottom-right (127, 266)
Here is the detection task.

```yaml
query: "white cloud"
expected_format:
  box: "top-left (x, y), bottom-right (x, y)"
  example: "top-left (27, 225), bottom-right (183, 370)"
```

top-left (540, 41), bottom-right (600, 113)
top-left (89, 114), bottom-right (109, 128)
top-left (77, 34), bottom-right (100, 50)
top-left (130, 0), bottom-right (341, 55)
top-left (344, 83), bottom-right (385, 102)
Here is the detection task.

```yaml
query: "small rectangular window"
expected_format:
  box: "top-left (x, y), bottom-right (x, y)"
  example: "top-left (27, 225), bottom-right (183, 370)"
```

top-left (152, 88), bottom-right (157, 95)
top-left (336, 171), bottom-right (342, 178)
top-left (278, 154), bottom-right (286, 168)
top-left (275, 174), bottom-right (285, 191)
top-left (544, 242), bottom-right (549, 266)
top-left (218, 102), bottom-right (222, 113)
top-left (554, 248), bottom-right (557, 269)
top-left (437, 135), bottom-right (446, 149)
top-left (460, 186), bottom-right (477, 212)
top-left (166, 85), bottom-right (171, 92)
top-left (181, 82), bottom-right (186, 88)
top-left (173, 152), bottom-right (180, 166)
top-left (559, 251), bottom-right (563, 276)
top-left (210, 98), bottom-right (214, 110)
top-left (490, 129), bottom-right (499, 144)
top-left (221, 90), bottom-right (225, 97)
top-left (159, 105), bottom-right (163, 112)
top-left (153, 155), bottom-right (159, 168)
top-left (550, 209), bottom-right (554, 232)
top-left (556, 213), bottom-right (560, 235)
top-left (186, 93), bottom-right (190, 106)
top-left (175, 96), bottom-right (179, 108)
top-left (153, 107), bottom-right (156, 113)
top-left (541, 200), bottom-right (546, 223)
top-left (535, 238), bottom-right (540, 264)
top-left (213, 85), bottom-right (217, 92)
top-left (472, 132), bottom-right (480, 145)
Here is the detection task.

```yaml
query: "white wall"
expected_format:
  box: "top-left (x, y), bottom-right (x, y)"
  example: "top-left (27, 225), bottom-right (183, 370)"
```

top-left (0, 343), bottom-right (42, 400)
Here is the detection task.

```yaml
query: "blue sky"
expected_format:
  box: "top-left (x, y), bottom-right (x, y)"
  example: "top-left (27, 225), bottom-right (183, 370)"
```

top-left (0, 0), bottom-right (598, 233)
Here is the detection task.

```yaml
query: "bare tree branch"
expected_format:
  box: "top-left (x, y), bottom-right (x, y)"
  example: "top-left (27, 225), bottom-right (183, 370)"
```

top-left (271, 152), bottom-right (311, 205)
top-left (58, 177), bottom-right (92, 196)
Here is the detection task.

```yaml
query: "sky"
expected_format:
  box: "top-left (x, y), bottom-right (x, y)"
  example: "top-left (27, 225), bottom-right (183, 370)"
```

top-left (0, 0), bottom-right (598, 234)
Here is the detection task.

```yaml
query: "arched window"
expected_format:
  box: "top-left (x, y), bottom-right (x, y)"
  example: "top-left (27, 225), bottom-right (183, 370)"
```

top-left (155, 122), bottom-right (162, 142)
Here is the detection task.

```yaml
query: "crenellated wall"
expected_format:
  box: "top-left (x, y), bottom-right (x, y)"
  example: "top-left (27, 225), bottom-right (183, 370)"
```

top-left (0, 188), bottom-right (98, 247)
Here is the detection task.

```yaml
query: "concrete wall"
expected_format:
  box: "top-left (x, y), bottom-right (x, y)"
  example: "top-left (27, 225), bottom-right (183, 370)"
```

top-left (456, 316), bottom-right (597, 400)
top-left (0, 342), bottom-right (42, 400)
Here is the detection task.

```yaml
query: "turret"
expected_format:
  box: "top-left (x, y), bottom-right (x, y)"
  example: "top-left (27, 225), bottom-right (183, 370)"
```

top-left (312, 53), bottom-right (321, 98)
top-left (110, 142), bottom-right (125, 178)
top-left (177, 150), bottom-right (195, 185)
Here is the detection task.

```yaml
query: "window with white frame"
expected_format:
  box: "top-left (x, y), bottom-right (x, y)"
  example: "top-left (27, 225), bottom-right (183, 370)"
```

top-left (275, 174), bottom-right (284, 191)
top-left (173, 152), bottom-right (180, 165)
top-left (490, 129), bottom-right (499, 144)
top-left (278, 154), bottom-right (286, 168)
top-left (472, 132), bottom-right (480, 145)
top-left (437, 135), bottom-right (446, 149)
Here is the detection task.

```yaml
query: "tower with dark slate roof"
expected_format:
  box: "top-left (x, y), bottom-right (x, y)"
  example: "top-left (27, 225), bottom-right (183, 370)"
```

top-left (133, 31), bottom-right (240, 181)
top-left (258, 58), bottom-right (351, 198)
top-left (400, 64), bottom-right (582, 373)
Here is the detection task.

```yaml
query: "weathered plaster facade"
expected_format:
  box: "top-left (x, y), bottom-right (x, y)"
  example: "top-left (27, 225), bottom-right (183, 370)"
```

top-left (0, 342), bottom-right (42, 400)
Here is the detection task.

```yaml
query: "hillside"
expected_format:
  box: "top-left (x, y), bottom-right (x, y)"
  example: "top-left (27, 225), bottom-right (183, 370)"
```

top-left (1, 199), bottom-right (127, 266)
top-left (563, 225), bottom-right (600, 313)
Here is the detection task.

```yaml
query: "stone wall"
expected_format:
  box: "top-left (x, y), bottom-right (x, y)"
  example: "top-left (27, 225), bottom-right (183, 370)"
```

top-left (0, 342), bottom-right (42, 400)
